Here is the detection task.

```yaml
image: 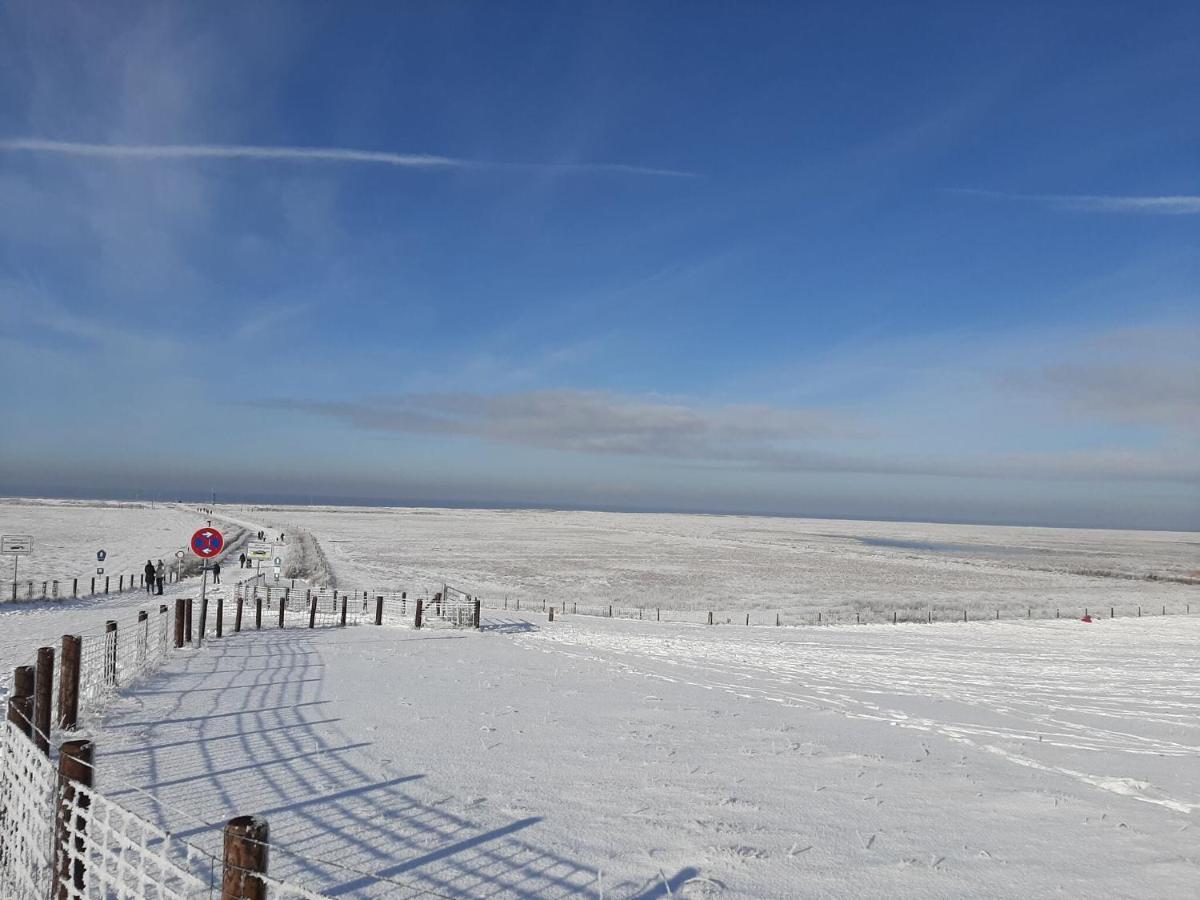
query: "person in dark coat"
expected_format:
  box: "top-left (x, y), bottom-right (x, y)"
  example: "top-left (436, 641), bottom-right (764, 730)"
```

top-left (239, 552), bottom-right (247, 569)
top-left (212, 562), bottom-right (221, 584)
top-left (144, 560), bottom-right (155, 593)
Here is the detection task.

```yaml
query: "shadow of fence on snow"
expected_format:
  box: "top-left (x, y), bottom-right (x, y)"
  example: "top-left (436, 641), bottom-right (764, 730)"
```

top-left (95, 629), bottom-right (659, 897)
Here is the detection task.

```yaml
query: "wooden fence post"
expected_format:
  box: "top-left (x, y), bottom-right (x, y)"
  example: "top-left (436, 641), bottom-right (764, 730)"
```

top-left (72, 578), bottom-right (77, 598)
top-left (278, 596), bottom-right (285, 628)
top-left (216, 598), bottom-right (224, 638)
top-left (308, 594), bottom-right (317, 629)
top-left (54, 739), bottom-right (94, 900)
top-left (548, 607), bottom-right (554, 623)
top-left (474, 599), bottom-right (481, 629)
top-left (235, 596), bottom-right (244, 633)
top-left (104, 621), bottom-right (117, 686)
top-left (255, 595), bottom-right (262, 630)
top-left (104, 576), bottom-right (109, 594)
top-left (174, 599), bottom-right (186, 648)
top-left (414, 599), bottom-right (424, 630)
top-left (222, 815), bottom-right (269, 900)
top-left (339, 595), bottom-right (347, 627)
top-left (186, 598), bottom-right (194, 643)
top-left (707, 611), bottom-right (713, 625)
top-left (35, 647), bottom-right (54, 754)
top-left (119, 575), bottom-right (124, 592)
top-left (375, 596), bottom-right (384, 625)
top-left (8, 665), bottom-right (34, 737)
top-left (59, 636), bottom-right (81, 730)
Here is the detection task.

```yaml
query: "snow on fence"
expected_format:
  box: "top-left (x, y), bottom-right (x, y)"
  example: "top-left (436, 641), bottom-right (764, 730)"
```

top-left (5, 570), bottom-right (186, 604)
top-left (0, 721), bottom-right (331, 899)
top-left (480, 596), bottom-right (1197, 627)
top-left (231, 576), bottom-right (482, 632)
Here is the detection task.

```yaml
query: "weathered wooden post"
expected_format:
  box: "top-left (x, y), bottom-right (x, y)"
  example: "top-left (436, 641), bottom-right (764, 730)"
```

top-left (90, 577), bottom-right (95, 595)
top-left (745, 613), bottom-right (749, 626)
top-left (8, 665), bottom-right (34, 737)
top-left (707, 611), bottom-right (713, 626)
top-left (34, 647), bottom-right (54, 754)
top-left (222, 815), bottom-right (269, 900)
top-left (255, 595), bottom-right (262, 630)
top-left (174, 599), bottom-right (186, 648)
top-left (375, 596), bottom-right (384, 625)
top-left (235, 596), bottom-right (244, 632)
top-left (104, 621), bottom-right (117, 686)
top-left (186, 598), bottom-right (194, 643)
top-left (548, 607), bottom-right (555, 623)
top-left (198, 596), bottom-right (210, 645)
top-left (72, 578), bottom-right (78, 598)
top-left (59, 636), bottom-right (81, 730)
top-left (216, 598), bottom-right (224, 638)
top-left (278, 596), bottom-right (285, 628)
top-left (119, 574), bottom-right (124, 592)
top-left (54, 739), bottom-right (94, 900)
top-left (339, 595), bottom-right (347, 627)
top-left (474, 599), bottom-right (481, 629)
top-left (104, 576), bottom-right (110, 594)
top-left (608, 605), bottom-right (613, 618)
top-left (308, 594), bottom-right (317, 629)
top-left (414, 599), bottom-right (424, 630)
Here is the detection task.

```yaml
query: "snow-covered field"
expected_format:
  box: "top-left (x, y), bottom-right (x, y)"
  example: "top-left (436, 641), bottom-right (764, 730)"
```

top-left (91, 613), bottom-right (1199, 898)
top-left (226, 504), bottom-right (1198, 619)
top-left (0, 498), bottom-right (1196, 897)
top-left (0, 498), bottom-right (209, 583)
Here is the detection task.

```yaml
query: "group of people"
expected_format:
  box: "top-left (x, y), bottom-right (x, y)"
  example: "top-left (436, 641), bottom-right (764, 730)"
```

top-left (143, 559), bottom-right (166, 595)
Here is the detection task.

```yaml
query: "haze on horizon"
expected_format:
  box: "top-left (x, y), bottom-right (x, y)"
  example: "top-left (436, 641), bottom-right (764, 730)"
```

top-left (1, 3), bottom-right (1197, 531)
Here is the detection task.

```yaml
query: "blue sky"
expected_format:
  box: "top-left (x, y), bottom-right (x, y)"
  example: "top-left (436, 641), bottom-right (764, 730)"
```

top-left (1, 2), bottom-right (1197, 528)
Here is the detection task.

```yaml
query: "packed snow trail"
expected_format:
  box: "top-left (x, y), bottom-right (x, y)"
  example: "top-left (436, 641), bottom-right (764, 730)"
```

top-left (0, 504), bottom-right (296, 700)
top-left (86, 609), bottom-right (1199, 898)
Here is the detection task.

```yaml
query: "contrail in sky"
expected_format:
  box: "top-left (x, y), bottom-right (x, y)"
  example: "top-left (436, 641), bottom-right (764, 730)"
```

top-left (0, 137), bottom-right (695, 178)
top-left (950, 187), bottom-right (1200, 214)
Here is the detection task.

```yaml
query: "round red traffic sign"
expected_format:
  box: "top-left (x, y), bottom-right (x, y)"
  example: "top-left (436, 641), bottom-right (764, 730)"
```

top-left (190, 527), bottom-right (224, 558)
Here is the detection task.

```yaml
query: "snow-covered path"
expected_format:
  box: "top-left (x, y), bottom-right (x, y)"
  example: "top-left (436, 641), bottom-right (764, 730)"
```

top-left (88, 611), bottom-right (1200, 898)
top-left (0, 505), bottom-right (292, 699)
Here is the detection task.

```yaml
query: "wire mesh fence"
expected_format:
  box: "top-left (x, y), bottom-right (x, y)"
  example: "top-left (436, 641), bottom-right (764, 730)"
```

top-left (0, 720), bottom-right (335, 900)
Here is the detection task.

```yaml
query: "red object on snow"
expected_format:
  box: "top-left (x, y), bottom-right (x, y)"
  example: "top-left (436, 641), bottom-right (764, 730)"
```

top-left (1081, 614), bottom-right (1093, 623)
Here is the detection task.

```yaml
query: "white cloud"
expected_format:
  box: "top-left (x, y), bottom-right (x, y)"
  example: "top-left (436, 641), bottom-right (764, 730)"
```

top-left (951, 188), bottom-right (1200, 214)
top-left (0, 138), bottom-right (695, 179)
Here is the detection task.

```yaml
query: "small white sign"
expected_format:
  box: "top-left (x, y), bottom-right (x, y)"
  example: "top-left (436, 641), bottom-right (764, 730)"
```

top-left (246, 541), bottom-right (274, 561)
top-left (1, 535), bottom-right (33, 555)
top-left (175, 550), bottom-right (186, 559)
top-left (96, 567), bottom-right (104, 575)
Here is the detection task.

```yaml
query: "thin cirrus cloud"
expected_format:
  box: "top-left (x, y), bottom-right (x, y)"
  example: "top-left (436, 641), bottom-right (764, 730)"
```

top-left (0, 138), bottom-right (696, 179)
top-left (950, 188), bottom-right (1200, 214)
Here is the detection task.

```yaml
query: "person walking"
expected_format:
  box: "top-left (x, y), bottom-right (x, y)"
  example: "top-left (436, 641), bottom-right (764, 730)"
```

top-left (212, 561), bottom-right (222, 584)
top-left (144, 560), bottom-right (155, 593)
top-left (155, 560), bottom-right (166, 595)
top-left (239, 552), bottom-right (247, 569)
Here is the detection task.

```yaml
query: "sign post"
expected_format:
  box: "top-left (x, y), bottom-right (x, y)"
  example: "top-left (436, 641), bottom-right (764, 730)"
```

top-left (246, 541), bottom-right (274, 588)
top-left (2, 535), bottom-right (33, 601)
top-left (174, 549), bottom-right (185, 584)
top-left (190, 528), bottom-right (224, 645)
